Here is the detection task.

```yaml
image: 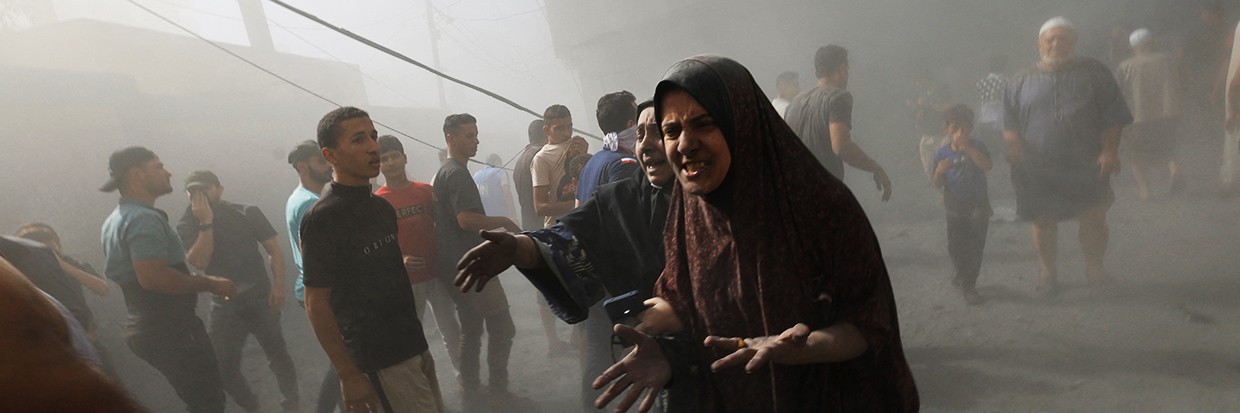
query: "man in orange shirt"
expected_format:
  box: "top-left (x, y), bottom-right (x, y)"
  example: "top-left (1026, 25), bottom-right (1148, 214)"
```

top-left (377, 135), bottom-right (463, 373)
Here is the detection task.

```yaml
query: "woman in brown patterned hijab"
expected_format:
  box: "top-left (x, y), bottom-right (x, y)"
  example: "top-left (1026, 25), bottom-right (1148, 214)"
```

top-left (594, 55), bottom-right (918, 412)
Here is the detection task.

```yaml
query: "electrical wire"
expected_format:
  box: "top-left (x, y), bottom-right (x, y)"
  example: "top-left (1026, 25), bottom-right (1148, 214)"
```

top-left (121, 0), bottom-right (510, 170)
top-left (263, 0), bottom-right (603, 142)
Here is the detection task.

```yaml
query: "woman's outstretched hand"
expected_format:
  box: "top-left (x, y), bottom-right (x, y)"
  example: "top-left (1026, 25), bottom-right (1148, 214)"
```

top-left (454, 230), bottom-right (518, 293)
top-left (592, 324), bottom-right (671, 413)
top-left (704, 323), bottom-right (812, 373)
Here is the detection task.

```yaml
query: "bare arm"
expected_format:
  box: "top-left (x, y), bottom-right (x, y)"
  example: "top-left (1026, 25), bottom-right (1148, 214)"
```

top-left (931, 159), bottom-right (949, 188)
top-left (775, 323), bottom-right (868, 364)
top-left (259, 237), bottom-right (286, 308)
top-left (705, 322), bottom-right (869, 373)
top-left (304, 287), bottom-right (380, 409)
top-left (830, 122), bottom-right (892, 202)
top-left (962, 145), bottom-right (993, 172)
top-left (185, 226), bottom-right (214, 270)
top-left (532, 185), bottom-right (575, 218)
top-left (457, 211), bottom-right (520, 233)
top-left (304, 287), bottom-right (361, 376)
top-left (1002, 129), bottom-right (1025, 162)
top-left (132, 259), bottom-right (231, 296)
top-left (453, 232), bottom-right (546, 293)
top-left (1227, 61), bottom-right (1240, 131)
top-left (56, 255), bottom-right (109, 296)
top-left (1098, 126), bottom-right (1123, 176)
top-left (0, 257), bottom-right (143, 413)
top-left (184, 191), bottom-right (214, 270)
top-left (829, 122), bottom-right (884, 173)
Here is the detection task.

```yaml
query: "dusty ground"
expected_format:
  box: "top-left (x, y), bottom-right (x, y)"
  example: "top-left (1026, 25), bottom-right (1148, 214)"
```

top-left (87, 128), bottom-right (1239, 413)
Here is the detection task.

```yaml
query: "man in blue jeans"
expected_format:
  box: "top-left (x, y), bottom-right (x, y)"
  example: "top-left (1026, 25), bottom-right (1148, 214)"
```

top-left (99, 146), bottom-right (236, 413)
top-left (176, 170), bottom-right (299, 413)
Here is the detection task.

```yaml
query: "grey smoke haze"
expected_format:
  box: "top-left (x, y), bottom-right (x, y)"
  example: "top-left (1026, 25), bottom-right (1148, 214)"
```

top-left (2, 0), bottom-right (1238, 411)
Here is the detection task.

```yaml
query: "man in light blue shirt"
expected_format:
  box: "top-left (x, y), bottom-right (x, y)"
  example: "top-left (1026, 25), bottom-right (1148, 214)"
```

top-left (99, 146), bottom-right (235, 413)
top-left (284, 140), bottom-right (338, 413)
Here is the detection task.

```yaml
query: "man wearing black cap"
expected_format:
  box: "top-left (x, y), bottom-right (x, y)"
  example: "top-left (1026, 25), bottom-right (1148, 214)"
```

top-left (175, 170), bottom-right (299, 413)
top-left (99, 146), bottom-right (236, 413)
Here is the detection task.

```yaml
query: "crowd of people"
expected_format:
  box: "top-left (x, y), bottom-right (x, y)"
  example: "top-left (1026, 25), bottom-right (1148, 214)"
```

top-left (4, 5), bottom-right (1240, 413)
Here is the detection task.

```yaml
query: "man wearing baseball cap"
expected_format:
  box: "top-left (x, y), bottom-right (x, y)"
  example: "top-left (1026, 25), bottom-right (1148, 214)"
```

top-left (99, 146), bottom-right (236, 413)
top-left (176, 170), bottom-right (300, 413)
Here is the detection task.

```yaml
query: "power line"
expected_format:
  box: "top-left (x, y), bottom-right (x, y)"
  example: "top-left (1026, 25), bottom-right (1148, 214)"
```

top-left (263, 0), bottom-right (603, 142)
top-left (121, 0), bottom-right (509, 171)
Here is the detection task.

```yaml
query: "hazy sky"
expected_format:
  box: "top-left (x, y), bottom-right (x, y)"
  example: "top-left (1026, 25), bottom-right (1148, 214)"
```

top-left (51, 0), bottom-right (586, 133)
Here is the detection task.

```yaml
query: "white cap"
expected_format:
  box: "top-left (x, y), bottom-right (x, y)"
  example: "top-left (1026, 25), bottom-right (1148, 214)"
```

top-left (1129, 28), bottom-right (1152, 47)
top-left (1040, 16), bottom-right (1075, 36)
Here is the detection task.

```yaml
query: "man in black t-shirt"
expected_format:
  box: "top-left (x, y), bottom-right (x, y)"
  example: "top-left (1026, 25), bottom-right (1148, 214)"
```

top-left (432, 114), bottom-right (521, 410)
top-left (175, 170), bottom-right (299, 413)
top-left (302, 107), bottom-right (443, 413)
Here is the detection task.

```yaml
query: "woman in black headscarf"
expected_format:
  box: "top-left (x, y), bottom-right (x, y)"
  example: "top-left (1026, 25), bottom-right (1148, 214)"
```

top-left (594, 55), bottom-right (918, 412)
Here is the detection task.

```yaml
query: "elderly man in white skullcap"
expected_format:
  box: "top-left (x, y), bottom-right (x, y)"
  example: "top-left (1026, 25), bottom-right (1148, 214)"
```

top-left (1002, 17), bottom-right (1134, 297)
top-left (1116, 28), bottom-right (1183, 200)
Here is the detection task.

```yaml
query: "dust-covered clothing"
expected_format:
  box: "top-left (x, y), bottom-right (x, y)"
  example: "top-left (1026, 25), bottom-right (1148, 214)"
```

top-left (785, 84), bottom-right (853, 178)
top-left (300, 182), bottom-right (429, 373)
top-left (1003, 58), bottom-right (1133, 220)
top-left (531, 140), bottom-right (573, 227)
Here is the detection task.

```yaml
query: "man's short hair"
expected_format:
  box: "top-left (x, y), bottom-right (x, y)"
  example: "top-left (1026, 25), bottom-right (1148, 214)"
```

top-left (317, 106), bottom-right (369, 149)
top-left (100, 146), bottom-right (157, 192)
top-left (527, 119), bottom-right (545, 144)
top-left (288, 140), bottom-right (320, 170)
top-left (378, 135), bottom-right (403, 154)
top-left (596, 91), bottom-right (637, 135)
top-left (443, 113), bottom-right (478, 135)
top-left (637, 100), bottom-right (655, 114)
top-left (776, 71), bottom-right (799, 87)
top-left (543, 104), bottom-right (571, 123)
top-left (814, 45), bottom-right (849, 78)
top-left (944, 104), bottom-right (975, 127)
top-left (15, 223), bottom-right (59, 247)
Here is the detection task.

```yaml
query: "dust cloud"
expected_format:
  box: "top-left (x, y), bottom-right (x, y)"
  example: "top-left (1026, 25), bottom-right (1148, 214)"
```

top-left (1, 0), bottom-right (1237, 412)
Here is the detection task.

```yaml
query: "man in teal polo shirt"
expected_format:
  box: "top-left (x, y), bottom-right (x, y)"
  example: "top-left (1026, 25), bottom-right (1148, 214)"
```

top-left (99, 146), bottom-right (235, 413)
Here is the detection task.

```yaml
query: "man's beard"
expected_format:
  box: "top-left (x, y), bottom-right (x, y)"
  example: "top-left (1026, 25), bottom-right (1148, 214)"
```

top-left (309, 168), bottom-right (332, 184)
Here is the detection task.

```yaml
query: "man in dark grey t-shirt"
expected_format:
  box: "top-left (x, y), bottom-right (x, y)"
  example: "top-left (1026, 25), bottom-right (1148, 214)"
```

top-left (432, 113), bottom-right (521, 411)
top-left (786, 44), bottom-right (892, 202)
top-left (1004, 18), bottom-right (1133, 296)
top-left (176, 170), bottom-right (299, 413)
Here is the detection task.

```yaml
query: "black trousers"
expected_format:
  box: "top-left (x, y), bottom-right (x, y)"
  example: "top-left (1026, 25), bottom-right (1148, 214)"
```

top-left (947, 208), bottom-right (989, 289)
top-left (126, 318), bottom-right (225, 413)
top-left (209, 293), bottom-right (299, 411)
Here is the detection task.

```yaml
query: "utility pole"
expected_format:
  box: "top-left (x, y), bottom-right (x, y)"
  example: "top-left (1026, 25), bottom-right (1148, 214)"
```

top-left (425, 0), bottom-right (448, 109)
top-left (238, 0), bottom-right (275, 51)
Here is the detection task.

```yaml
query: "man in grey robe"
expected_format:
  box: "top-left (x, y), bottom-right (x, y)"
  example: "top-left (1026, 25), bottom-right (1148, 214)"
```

top-left (1003, 17), bottom-right (1133, 296)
